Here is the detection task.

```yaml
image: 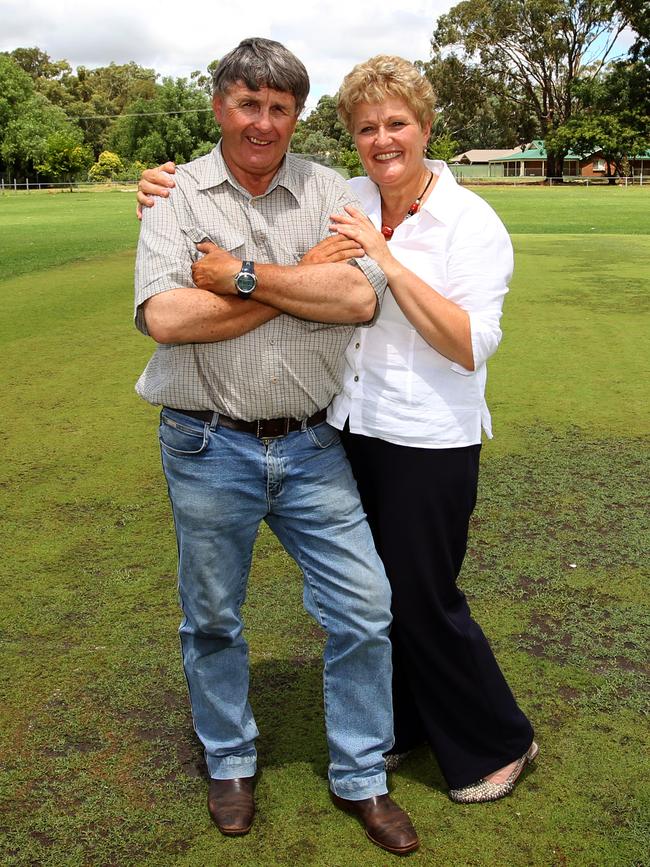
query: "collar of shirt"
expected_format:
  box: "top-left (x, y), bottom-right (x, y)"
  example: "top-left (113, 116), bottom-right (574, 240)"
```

top-left (196, 141), bottom-right (302, 204)
top-left (354, 160), bottom-right (464, 232)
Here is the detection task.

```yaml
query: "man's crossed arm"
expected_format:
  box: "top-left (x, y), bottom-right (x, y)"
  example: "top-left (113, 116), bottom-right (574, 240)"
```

top-left (143, 235), bottom-right (367, 344)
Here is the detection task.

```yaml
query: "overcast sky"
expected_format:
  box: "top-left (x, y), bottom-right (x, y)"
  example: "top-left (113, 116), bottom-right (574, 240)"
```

top-left (0, 0), bottom-right (457, 112)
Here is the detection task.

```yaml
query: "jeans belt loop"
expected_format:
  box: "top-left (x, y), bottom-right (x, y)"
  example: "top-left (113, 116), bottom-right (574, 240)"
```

top-left (209, 411), bottom-right (220, 432)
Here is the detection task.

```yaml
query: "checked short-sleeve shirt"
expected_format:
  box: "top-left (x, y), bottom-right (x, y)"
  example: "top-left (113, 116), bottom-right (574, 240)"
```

top-left (134, 144), bottom-right (386, 421)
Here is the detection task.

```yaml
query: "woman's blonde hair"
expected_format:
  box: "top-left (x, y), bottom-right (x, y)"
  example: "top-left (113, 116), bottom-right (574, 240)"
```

top-left (337, 55), bottom-right (436, 133)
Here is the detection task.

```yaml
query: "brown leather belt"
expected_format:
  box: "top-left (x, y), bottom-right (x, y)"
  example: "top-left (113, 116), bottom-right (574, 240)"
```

top-left (170, 407), bottom-right (328, 439)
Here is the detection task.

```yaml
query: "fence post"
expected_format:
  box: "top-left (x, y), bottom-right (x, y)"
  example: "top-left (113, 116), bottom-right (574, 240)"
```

top-left (26, 177), bottom-right (29, 192)
top-left (13, 178), bottom-right (17, 191)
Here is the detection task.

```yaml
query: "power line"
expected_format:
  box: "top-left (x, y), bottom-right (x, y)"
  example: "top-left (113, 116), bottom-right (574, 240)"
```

top-left (72, 107), bottom-right (214, 120)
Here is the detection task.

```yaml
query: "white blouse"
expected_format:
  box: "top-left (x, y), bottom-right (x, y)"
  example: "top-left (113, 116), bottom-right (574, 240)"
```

top-left (328, 160), bottom-right (513, 449)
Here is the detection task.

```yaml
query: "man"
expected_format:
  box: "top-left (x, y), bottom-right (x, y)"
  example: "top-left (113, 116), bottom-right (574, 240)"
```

top-left (134, 38), bottom-right (418, 855)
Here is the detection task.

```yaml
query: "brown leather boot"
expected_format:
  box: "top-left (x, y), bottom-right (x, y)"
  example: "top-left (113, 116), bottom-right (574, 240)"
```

top-left (208, 777), bottom-right (255, 836)
top-left (331, 792), bottom-right (419, 854)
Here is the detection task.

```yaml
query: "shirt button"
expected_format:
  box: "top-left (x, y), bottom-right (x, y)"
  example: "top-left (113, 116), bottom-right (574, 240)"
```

top-left (354, 375), bottom-right (359, 382)
top-left (355, 342), bottom-right (360, 349)
top-left (269, 339), bottom-right (275, 345)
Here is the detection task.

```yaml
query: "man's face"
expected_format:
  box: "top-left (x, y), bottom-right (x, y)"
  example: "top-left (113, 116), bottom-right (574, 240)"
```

top-left (213, 82), bottom-right (298, 190)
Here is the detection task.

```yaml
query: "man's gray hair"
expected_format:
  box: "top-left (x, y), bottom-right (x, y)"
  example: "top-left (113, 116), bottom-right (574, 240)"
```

top-left (212, 37), bottom-right (310, 115)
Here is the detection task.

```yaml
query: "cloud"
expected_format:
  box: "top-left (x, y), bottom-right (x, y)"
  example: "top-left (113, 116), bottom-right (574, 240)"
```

top-left (0, 0), bottom-right (448, 107)
top-left (278, 1), bottom-right (447, 103)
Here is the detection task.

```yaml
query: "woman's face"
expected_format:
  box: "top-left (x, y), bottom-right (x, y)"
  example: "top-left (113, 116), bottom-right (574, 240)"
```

top-left (351, 97), bottom-right (431, 191)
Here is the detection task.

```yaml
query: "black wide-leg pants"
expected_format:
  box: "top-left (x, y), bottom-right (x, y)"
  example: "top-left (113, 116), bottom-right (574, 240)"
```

top-left (341, 429), bottom-right (534, 789)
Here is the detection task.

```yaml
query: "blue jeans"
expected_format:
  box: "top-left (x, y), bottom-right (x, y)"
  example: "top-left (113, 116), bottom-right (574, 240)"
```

top-left (158, 409), bottom-right (393, 799)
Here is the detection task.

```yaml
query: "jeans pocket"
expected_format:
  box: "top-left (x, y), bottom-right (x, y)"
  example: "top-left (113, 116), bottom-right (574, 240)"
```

top-left (159, 412), bottom-right (209, 457)
top-left (307, 422), bottom-right (341, 450)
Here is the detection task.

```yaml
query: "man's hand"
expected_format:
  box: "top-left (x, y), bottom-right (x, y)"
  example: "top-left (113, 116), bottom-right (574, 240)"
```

top-left (192, 241), bottom-right (241, 294)
top-left (136, 161), bottom-right (177, 220)
top-left (300, 234), bottom-right (364, 265)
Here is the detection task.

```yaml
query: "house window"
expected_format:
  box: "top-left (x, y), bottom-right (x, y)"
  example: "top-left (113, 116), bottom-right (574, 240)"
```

top-left (593, 158), bottom-right (607, 172)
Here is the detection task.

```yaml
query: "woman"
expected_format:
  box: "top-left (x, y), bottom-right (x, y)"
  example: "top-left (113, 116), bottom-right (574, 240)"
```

top-left (137, 55), bottom-right (537, 803)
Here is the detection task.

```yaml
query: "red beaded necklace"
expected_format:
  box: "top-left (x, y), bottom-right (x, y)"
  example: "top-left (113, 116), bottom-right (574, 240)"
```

top-left (381, 171), bottom-right (434, 240)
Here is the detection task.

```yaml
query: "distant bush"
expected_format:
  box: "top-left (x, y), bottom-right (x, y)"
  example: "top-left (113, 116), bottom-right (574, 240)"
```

top-left (89, 151), bottom-right (124, 181)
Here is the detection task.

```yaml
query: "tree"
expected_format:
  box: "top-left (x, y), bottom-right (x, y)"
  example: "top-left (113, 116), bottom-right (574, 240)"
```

top-left (190, 59), bottom-right (220, 95)
top-left (2, 50), bottom-right (161, 158)
top-left (5, 47), bottom-right (75, 114)
top-left (427, 131), bottom-right (461, 162)
top-left (88, 150), bottom-right (125, 181)
top-left (614, 0), bottom-right (650, 60)
top-left (109, 76), bottom-right (217, 165)
top-left (291, 95), bottom-right (361, 169)
top-left (298, 95), bottom-right (350, 143)
top-left (1, 92), bottom-right (83, 179)
top-left (432, 0), bottom-right (631, 177)
top-left (547, 114), bottom-right (649, 180)
top-left (418, 54), bottom-right (538, 151)
top-left (64, 61), bottom-right (158, 156)
top-left (0, 53), bottom-right (90, 179)
top-left (0, 54), bottom-right (34, 132)
top-left (35, 131), bottom-right (93, 182)
top-left (6, 46), bottom-right (70, 81)
top-left (337, 148), bottom-right (364, 178)
top-left (546, 48), bottom-right (650, 182)
top-left (290, 129), bottom-right (340, 162)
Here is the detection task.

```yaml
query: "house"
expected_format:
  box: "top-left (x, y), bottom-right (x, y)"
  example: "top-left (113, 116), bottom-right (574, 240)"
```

top-left (488, 140), bottom-right (648, 179)
top-left (487, 140), bottom-right (581, 177)
top-left (448, 148), bottom-right (522, 178)
top-left (628, 150), bottom-right (650, 178)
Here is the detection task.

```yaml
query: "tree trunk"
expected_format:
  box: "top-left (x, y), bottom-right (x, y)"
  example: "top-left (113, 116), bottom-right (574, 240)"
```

top-left (545, 151), bottom-right (564, 183)
top-left (606, 161), bottom-right (617, 185)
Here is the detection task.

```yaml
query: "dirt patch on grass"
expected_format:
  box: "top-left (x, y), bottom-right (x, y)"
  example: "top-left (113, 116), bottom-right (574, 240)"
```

top-left (468, 428), bottom-right (648, 584)
top-left (461, 429), bottom-right (649, 714)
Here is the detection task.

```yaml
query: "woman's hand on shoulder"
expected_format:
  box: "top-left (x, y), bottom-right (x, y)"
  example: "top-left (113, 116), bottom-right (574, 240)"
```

top-left (136, 161), bottom-right (177, 219)
top-left (330, 206), bottom-right (390, 269)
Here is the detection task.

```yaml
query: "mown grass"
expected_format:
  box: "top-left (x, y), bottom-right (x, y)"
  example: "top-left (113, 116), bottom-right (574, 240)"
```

top-left (0, 188), bottom-right (139, 280)
top-left (1, 186), bottom-right (648, 866)
top-left (477, 184), bottom-right (650, 235)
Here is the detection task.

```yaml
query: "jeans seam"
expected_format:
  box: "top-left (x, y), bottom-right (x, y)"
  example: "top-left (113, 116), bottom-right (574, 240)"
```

top-left (166, 486), bottom-right (203, 754)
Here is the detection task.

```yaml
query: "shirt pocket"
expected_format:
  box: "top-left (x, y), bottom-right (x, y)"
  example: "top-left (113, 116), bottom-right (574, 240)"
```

top-left (181, 225), bottom-right (246, 261)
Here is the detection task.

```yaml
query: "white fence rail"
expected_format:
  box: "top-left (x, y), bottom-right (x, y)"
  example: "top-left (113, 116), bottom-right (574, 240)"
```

top-left (0, 179), bottom-right (140, 191)
top-left (0, 175), bottom-right (647, 192)
top-left (452, 175), bottom-right (646, 187)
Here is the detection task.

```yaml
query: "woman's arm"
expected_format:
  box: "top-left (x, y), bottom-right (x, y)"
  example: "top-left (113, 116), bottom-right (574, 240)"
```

top-left (330, 206), bottom-right (475, 370)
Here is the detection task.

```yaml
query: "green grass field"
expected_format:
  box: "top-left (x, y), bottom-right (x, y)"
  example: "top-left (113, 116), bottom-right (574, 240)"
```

top-left (1, 186), bottom-right (648, 867)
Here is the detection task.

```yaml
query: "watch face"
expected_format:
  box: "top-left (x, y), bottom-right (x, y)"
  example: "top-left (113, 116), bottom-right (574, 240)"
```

top-left (236, 273), bottom-right (256, 293)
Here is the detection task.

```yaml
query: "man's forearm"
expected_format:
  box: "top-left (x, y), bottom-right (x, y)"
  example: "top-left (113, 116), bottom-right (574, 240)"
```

top-left (254, 262), bottom-right (376, 323)
top-left (192, 245), bottom-right (378, 324)
top-left (143, 288), bottom-right (279, 344)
